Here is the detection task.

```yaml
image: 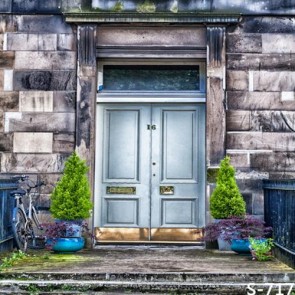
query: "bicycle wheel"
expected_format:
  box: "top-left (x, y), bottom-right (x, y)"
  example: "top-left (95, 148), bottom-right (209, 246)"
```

top-left (12, 208), bottom-right (28, 251)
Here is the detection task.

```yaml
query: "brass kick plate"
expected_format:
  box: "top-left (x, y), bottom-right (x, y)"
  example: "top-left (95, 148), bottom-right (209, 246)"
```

top-left (106, 186), bottom-right (136, 195)
top-left (160, 186), bottom-right (174, 195)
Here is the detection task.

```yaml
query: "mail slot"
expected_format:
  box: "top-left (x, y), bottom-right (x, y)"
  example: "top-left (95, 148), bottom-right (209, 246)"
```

top-left (106, 186), bottom-right (136, 195)
top-left (160, 186), bottom-right (174, 195)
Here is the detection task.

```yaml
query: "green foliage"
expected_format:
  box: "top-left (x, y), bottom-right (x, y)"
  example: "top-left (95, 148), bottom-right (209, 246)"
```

top-left (50, 151), bottom-right (92, 221)
top-left (209, 156), bottom-right (246, 219)
top-left (137, 0), bottom-right (156, 13)
top-left (249, 237), bottom-right (274, 261)
top-left (112, 1), bottom-right (124, 12)
top-left (0, 250), bottom-right (27, 271)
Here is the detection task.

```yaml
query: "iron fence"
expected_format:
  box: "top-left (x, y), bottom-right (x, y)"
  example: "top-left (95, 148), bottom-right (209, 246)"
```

top-left (263, 180), bottom-right (295, 269)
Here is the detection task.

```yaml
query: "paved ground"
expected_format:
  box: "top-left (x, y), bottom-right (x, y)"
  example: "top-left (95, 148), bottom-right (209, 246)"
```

top-left (1, 245), bottom-right (293, 274)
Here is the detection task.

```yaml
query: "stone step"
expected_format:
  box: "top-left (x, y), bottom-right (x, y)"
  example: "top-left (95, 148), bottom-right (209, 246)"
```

top-left (1, 271), bottom-right (295, 283)
top-left (0, 279), bottom-right (295, 294)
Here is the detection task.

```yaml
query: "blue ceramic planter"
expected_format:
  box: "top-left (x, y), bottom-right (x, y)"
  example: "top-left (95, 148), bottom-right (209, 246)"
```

top-left (231, 239), bottom-right (251, 254)
top-left (47, 237), bottom-right (85, 253)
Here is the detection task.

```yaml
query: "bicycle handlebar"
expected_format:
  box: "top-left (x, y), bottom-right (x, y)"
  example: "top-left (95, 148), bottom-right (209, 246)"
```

top-left (11, 175), bottom-right (46, 193)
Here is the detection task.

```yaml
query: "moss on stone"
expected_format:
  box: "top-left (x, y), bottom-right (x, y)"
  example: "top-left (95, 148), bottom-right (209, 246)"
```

top-left (111, 1), bottom-right (124, 12)
top-left (207, 167), bottom-right (219, 183)
top-left (137, 0), bottom-right (156, 13)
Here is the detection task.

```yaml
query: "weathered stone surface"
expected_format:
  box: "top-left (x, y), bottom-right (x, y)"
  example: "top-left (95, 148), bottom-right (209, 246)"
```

top-left (53, 133), bottom-right (75, 153)
top-left (6, 33), bottom-right (38, 50)
top-left (207, 27), bottom-right (225, 67)
top-left (226, 110), bottom-right (251, 131)
top-left (15, 51), bottom-right (76, 70)
top-left (243, 17), bottom-right (295, 34)
top-left (250, 152), bottom-right (295, 172)
top-left (0, 133), bottom-right (12, 151)
top-left (0, 34), bottom-right (3, 50)
top-left (57, 33), bottom-right (76, 51)
top-left (0, 52), bottom-right (14, 68)
top-left (226, 91), bottom-right (295, 111)
top-left (262, 34), bottom-right (295, 53)
top-left (16, 15), bottom-right (73, 33)
top-left (0, 70), bottom-right (3, 90)
top-left (227, 132), bottom-right (295, 152)
top-left (53, 91), bottom-right (75, 112)
top-left (227, 71), bottom-right (248, 91)
top-left (0, 0), bottom-right (11, 13)
top-left (227, 110), bottom-right (295, 132)
top-left (3, 69), bottom-right (13, 91)
top-left (227, 53), bottom-right (295, 71)
top-left (253, 71), bottom-right (295, 92)
top-left (252, 193), bottom-right (264, 215)
top-left (0, 110), bottom-right (3, 132)
top-left (13, 132), bottom-right (53, 153)
top-left (19, 91), bottom-right (53, 112)
top-left (38, 34), bottom-right (58, 51)
top-left (207, 76), bottom-right (226, 165)
top-left (7, 113), bottom-right (75, 132)
top-left (14, 70), bottom-right (76, 91)
top-left (0, 15), bottom-right (14, 33)
top-left (226, 152), bottom-right (249, 168)
top-left (0, 153), bottom-right (66, 173)
top-left (0, 91), bottom-right (19, 111)
top-left (227, 33), bottom-right (262, 53)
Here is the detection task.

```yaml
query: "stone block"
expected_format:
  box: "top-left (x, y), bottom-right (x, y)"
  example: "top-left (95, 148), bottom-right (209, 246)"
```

top-left (226, 110), bottom-right (251, 131)
top-left (15, 51), bottom-right (76, 70)
top-left (6, 33), bottom-right (38, 50)
top-left (227, 53), bottom-right (295, 71)
top-left (0, 51), bottom-right (14, 68)
top-left (250, 152), bottom-right (295, 172)
top-left (227, 132), bottom-right (295, 152)
top-left (19, 91), bottom-right (53, 112)
top-left (243, 17), bottom-right (295, 34)
top-left (38, 34), bottom-right (57, 51)
top-left (262, 34), bottom-right (295, 53)
top-left (3, 69), bottom-right (13, 91)
top-left (0, 0), bottom-right (11, 13)
top-left (0, 133), bottom-right (12, 151)
top-left (281, 91), bottom-right (295, 101)
top-left (253, 71), bottom-right (295, 92)
top-left (252, 193), bottom-right (264, 215)
top-left (14, 70), bottom-right (76, 91)
top-left (16, 15), bottom-right (73, 34)
top-left (226, 152), bottom-right (249, 168)
top-left (53, 91), bottom-right (75, 112)
top-left (57, 34), bottom-right (76, 51)
top-left (0, 153), bottom-right (66, 173)
top-left (227, 70), bottom-right (248, 91)
top-left (7, 112), bottom-right (75, 133)
top-left (53, 133), bottom-right (75, 153)
top-left (0, 70), bottom-right (3, 90)
top-left (0, 91), bottom-right (19, 111)
top-left (227, 33), bottom-right (262, 53)
top-left (226, 91), bottom-right (295, 111)
top-left (13, 132), bottom-right (53, 153)
top-left (12, 0), bottom-right (38, 13)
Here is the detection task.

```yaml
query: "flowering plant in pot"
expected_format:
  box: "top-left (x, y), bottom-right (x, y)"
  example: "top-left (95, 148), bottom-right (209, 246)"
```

top-left (46, 151), bottom-right (93, 252)
top-left (208, 156), bottom-right (246, 250)
top-left (204, 215), bottom-right (272, 254)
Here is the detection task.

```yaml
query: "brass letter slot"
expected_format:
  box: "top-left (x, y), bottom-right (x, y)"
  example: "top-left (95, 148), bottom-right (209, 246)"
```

top-left (106, 186), bottom-right (136, 195)
top-left (160, 186), bottom-right (174, 195)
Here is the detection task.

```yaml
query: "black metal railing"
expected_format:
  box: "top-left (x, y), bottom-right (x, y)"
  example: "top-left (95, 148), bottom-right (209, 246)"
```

top-left (263, 180), bottom-right (295, 269)
top-left (0, 179), bottom-right (18, 251)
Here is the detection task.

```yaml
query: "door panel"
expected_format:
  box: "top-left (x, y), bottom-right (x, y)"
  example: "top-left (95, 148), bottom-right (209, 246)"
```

top-left (150, 105), bottom-right (205, 234)
top-left (95, 103), bottom-right (205, 241)
top-left (96, 104), bottom-right (151, 231)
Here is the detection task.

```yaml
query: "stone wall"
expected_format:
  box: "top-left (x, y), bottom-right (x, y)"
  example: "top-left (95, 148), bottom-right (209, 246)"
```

top-left (0, 15), bottom-right (77, 207)
top-left (226, 17), bottom-right (295, 217)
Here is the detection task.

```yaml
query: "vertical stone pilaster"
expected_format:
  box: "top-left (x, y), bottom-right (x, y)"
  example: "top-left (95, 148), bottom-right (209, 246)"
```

top-left (206, 26), bottom-right (226, 166)
top-left (76, 24), bottom-right (97, 184)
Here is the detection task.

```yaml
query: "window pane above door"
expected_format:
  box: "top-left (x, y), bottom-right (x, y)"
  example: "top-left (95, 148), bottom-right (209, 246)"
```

top-left (103, 65), bottom-right (200, 91)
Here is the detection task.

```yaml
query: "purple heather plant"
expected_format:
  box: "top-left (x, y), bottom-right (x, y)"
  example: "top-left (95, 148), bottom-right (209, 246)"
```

top-left (204, 215), bottom-right (272, 242)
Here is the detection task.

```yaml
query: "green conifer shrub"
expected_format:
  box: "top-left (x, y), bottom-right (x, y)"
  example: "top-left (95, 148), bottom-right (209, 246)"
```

top-left (50, 151), bottom-right (92, 221)
top-left (209, 156), bottom-right (246, 219)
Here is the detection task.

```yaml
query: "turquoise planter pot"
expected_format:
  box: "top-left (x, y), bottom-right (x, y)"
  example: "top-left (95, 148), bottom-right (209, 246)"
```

top-left (47, 237), bottom-right (85, 253)
top-left (231, 239), bottom-right (251, 254)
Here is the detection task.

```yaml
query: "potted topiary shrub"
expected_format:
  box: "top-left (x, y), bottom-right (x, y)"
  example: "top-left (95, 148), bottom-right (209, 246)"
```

top-left (208, 156), bottom-right (246, 250)
top-left (45, 151), bottom-right (93, 252)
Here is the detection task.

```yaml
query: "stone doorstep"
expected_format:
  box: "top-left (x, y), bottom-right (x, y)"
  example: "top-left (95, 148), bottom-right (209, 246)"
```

top-left (1, 272), bottom-right (295, 283)
top-left (0, 280), bottom-right (295, 294)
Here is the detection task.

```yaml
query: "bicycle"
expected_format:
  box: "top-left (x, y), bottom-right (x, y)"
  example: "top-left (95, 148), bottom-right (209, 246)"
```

top-left (10, 175), bottom-right (45, 251)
